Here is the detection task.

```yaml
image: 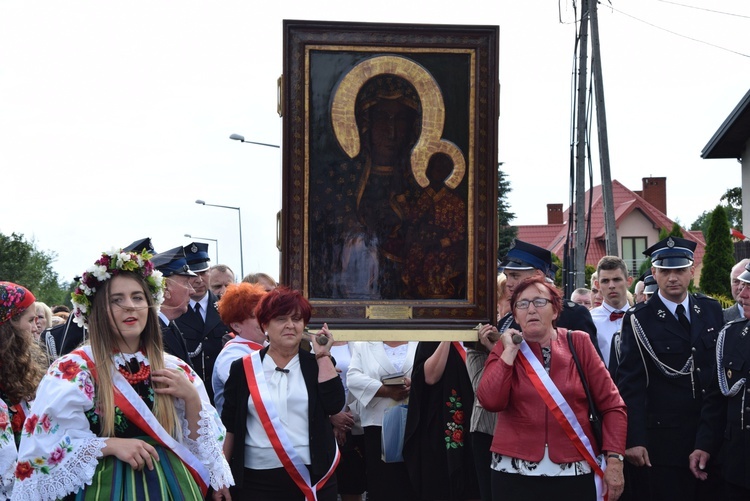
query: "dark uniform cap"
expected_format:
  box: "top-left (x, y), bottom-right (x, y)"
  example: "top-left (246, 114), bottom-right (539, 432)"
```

top-left (644, 236), bottom-right (696, 269)
top-left (499, 239), bottom-right (553, 277)
top-left (738, 261), bottom-right (750, 284)
top-left (123, 237), bottom-right (155, 254)
top-left (643, 273), bottom-right (658, 295)
top-left (184, 242), bottom-right (211, 273)
top-left (152, 246), bottom-right (197, 277)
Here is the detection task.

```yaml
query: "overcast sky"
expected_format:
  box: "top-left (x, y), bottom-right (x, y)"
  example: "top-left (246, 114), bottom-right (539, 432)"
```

top-left (2, 0), bottom-right (749, 285)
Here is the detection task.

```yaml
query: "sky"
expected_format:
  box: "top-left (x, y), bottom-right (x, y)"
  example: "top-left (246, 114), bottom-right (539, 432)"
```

top-left (2, 0), bottom-right (749, 286)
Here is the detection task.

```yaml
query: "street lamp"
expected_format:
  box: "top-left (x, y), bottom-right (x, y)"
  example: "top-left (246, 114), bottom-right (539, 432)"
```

top-left (184, 234), bottom-right (219, 263)
top-left (228, 133), bottom-right (282, 279)
top-left (195, 200), bottom-right (244, 279)
top-left (229, 133), bottom-right (280, 149)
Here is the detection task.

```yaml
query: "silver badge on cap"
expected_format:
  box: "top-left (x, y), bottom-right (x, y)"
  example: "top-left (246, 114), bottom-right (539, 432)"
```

top-left (667, 237), bottom-right (675, 248)
top-left (191, 244), bottom-right (198, 253)
top-left (509, 240), bottom-right (516, 250)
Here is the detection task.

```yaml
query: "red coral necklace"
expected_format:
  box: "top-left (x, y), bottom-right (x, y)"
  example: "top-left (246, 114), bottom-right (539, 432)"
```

top-left (118, 362), bottom-right (150, 384)
top-left (117, 359), bottom-right (151, 384)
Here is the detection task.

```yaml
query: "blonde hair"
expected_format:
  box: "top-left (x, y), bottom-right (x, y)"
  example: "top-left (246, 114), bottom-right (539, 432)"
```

top-left (35, 302), bottom-right (53, 331)
top-left (496, 273), bottom-right (508, 299)
top-left (88, 272), bottom-right (180, 438)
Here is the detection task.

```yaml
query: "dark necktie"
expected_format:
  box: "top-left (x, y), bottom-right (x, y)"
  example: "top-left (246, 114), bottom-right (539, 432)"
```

top-left (676, 304), bottom-right (691, 333)
top-left (610, 310), bottom-right (625, 321)
top-left (275, 367), bottom-right (290, 374)
top-left (194, 303), bottom-right (204, 324)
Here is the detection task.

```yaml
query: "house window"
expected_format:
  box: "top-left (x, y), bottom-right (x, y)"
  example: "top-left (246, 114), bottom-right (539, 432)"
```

top-left (622, 237), bottom-right (648, 277)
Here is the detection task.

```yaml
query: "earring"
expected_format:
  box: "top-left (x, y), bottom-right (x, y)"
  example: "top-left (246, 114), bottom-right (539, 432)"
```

top-left (265, 331), bottom-right (269, 339)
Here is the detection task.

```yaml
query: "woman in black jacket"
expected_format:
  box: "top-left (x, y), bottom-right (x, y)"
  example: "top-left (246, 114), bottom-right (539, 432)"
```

top-left (221, 287), bottom-right (345, 500)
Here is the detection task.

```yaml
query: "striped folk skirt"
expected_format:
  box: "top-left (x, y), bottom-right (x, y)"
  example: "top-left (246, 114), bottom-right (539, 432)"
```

top-left (72, 438), bottom-right (203, 501)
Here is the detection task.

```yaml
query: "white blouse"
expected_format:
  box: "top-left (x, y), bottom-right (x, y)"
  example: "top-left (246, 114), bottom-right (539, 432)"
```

top-left (212, 338), bottom-right (263, 416)
top-left (12, 347), bottom-right (233, 500)
top-left (243, 354), bottom-right (310, 469)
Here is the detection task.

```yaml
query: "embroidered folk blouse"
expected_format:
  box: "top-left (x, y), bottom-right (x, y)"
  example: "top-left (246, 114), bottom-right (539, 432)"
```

top-left (11, 346), bottom-right (233, 501)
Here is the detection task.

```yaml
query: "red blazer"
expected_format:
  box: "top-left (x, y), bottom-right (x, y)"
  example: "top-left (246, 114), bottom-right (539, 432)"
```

top-left (477, 328), bottom-right (626, 464)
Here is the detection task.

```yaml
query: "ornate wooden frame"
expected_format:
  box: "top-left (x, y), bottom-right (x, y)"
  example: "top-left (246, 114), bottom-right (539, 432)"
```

top-left (281, 20), bottom-right (499, 333)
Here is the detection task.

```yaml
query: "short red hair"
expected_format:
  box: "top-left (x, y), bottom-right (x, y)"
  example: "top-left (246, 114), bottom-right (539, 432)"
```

top-left (217, 282), bottom-right (267, 329)
top-left (255, 286), bottom-right (312, 330)
top-left (510, 277), bottom-right (563, 324)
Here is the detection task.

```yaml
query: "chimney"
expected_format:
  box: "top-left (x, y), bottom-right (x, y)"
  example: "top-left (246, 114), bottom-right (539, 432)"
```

top-left (641, 177), bottom-right (667, 214)
top-left (547, 203), bottom-right (563, 224)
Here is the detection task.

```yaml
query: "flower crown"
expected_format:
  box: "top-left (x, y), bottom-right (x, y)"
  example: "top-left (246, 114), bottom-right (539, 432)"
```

top-left (71, 249), bottom-right (165, 328)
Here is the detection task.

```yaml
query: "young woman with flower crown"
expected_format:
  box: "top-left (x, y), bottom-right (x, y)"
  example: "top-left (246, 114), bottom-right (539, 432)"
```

top-left (11, 249), bottom-right (234, 501)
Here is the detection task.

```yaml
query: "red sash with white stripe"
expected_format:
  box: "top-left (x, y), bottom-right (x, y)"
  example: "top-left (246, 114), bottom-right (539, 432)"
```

top-left (242, 351), bottom-right (340, 501)
top-left (451, 341), bottom-right (467, 363)
top-left (220, 338), bottom-right (263, 353)
top-left (75, 348), bottom-right (210, 494)
top-left (516, 340), bottom-right (606, 500)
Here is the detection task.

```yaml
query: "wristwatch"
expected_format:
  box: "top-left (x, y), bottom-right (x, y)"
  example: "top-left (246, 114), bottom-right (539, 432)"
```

top-left (607, 453), bottom-right (625, 462)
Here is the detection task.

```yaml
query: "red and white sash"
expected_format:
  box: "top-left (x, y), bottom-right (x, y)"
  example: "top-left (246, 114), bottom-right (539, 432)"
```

top-left (75, 348), bottom-right (210, 495)
top-left (516, 341), bottom-right (606, 501)
top-left (221, 338), bottom-right (263, 353)
top-left (451, 341), bottom-right (467, 363)
top-left (242, 351), bottom-right (340, 501)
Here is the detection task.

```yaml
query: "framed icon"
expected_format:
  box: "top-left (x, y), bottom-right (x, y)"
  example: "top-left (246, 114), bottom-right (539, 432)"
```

top-left (281, 20), bottom-right (499, 331)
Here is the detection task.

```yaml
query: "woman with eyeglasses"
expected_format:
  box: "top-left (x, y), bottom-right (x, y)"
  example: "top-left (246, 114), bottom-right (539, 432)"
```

top-left (476, 277), bottom-right (626, 501)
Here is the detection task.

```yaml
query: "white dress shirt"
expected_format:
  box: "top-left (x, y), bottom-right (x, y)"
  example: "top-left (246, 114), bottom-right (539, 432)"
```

top-left (590, 302), bottom-right (627, 368)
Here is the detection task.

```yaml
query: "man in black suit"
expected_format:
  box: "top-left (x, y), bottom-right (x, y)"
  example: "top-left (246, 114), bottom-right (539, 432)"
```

top-left (692, 260), bottom-right (750, 498)
top-left (616, 236), bottom-right (724, 500)
top-left (724, 259), bottom-right (750, 323)
top-left (152, 246), bottom-right (196, 366)
top-left (174, 242), bottom-right (230, 403)
top-left (497, 239), bottom-right (600, 354)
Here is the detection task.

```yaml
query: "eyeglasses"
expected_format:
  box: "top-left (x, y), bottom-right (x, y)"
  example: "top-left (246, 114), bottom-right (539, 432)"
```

top-left (515, 298), bottom-right (551, 310)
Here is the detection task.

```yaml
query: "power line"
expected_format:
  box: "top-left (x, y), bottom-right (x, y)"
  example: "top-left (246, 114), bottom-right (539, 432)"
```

top-left (605, 3), bottom-right (750, 58)
top-left (656, 0), bottom-right (750, 19)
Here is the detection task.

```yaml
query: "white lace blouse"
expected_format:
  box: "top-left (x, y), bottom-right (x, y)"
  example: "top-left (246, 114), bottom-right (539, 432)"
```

top-left (11, 346), bottom-right (233, 500)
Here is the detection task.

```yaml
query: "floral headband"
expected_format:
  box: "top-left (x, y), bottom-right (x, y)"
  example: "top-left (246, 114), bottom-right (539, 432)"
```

top-left (71, 249), bottom-right (165, 328)
top-left (0, 282), bottom-right (36, 325)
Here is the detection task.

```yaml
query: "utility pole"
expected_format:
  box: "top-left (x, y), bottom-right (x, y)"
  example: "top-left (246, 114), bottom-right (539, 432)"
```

top-left (590, 0), bottom-right (618, 257)
top-left (573, 0), bottom-right (590, 290)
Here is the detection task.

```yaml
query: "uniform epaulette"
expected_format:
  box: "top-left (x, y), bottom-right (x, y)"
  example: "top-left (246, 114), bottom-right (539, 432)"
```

top-left (726, 316), bottom-right (748, 326)
top-left (692, 293), bottom-right (719, 303)
top-left (630, 301), bottom-right (648, 312)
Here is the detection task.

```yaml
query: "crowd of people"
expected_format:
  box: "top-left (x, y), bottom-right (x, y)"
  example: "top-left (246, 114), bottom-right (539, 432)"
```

top-left (1, 234), bottom-right (750, 500)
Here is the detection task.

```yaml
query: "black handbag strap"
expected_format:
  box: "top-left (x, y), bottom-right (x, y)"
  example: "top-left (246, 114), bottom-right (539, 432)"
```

top-left (566, 329), bottom-right (598, 419)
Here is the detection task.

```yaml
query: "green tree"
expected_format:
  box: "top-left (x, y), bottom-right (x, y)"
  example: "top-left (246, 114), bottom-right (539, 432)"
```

top-left (689, 211), bottom-right (710, 235)
top-left (721, 187), bottom-right (742, 232)
top-left (551, 253), bottom-right (594, 291)
top-left (0, 232), bottom-right (70, 306)
top-left (659, 223), bottom-right (684, 240)
top-left (497, 165), bottom-right (517, 261)
top-left (638, 259), bottom-right (652, 278)
top-left (700, 206), bottom-right (735, 297)
top-left (690, 186), bottom-right (741, 234)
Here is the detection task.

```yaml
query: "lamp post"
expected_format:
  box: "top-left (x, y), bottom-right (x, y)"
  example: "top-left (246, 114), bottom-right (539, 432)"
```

top-left (195, 200), bottom-right (244, 279)
top-left (228, 133), bottom-right (282, 279)
top-left (229, 133), bottom-right (280, 149)
top-left (184, 234), bottom-right (219, 264)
